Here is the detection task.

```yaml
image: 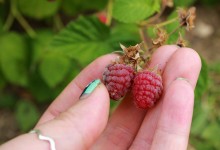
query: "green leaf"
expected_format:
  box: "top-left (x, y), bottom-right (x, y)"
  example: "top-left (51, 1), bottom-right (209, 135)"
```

top-left (0, 32), bottom-right (28, 86)
top-left (0, 70), bottom-right (6, 89)
top-left (0, 94), bottom-right (16, 109)
top-left (15, 101), bottom-right (40, 132)
top-left (62, 0), bottom-right (108, 15)
top-left (27, 30), bottom-right (58, 101)
top-left (195, 57), bottom-right (208, 100)
top-left (17, 0), bottom-right (61, 19)
top-left (31, 30), bottom-right (54, 67)
top-left (0, 24), bottom-right (2, 33)
top-left (49, 16), bottom-right (113, 66)
top-left (110, 23), bottom-right (140, 49)
top-left (39, 53), bottom-right (71, 88)
top-left (112, 0), bottom-right (160, 23)
top-left (190, 136), bottom-right (214, 150)
top-left (146, 26), bottom-right (156, 39)
top-left (0, 4), bottom-right (5, 29)
top-left (29, 59), bottom-right (80, 103)
top-left (173, 0), bottom-right (196, 7)
top-left (166, 11), bottom-right (185, 44)
top-left (28, 72), bottom-right (57, 103)
top-left (0, 17), bottom-right (3, 33)
top-left (201, 0), bottom-right (220, 6)
top-left (110, 100), bottom-right (120, 114)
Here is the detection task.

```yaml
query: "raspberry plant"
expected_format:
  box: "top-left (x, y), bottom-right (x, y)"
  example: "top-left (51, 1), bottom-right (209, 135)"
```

top-left (0, 0), bottom-right (217, 148)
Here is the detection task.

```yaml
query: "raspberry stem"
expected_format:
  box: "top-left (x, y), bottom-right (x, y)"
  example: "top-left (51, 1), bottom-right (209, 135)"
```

top-left (168, 22), bottom-right (185, 36)
top-left (106, 0), bottom-right (113, 26)
top-left (3, 12), bottom-right (14, 31)
top-left (155, 17), bottom-right (179, 28)
top-left (139, 0), bottom-right (167, 26)
top-left (139, 27), bottom-right (149, 50)
top-left (10, 0), bottom-right (36, 38)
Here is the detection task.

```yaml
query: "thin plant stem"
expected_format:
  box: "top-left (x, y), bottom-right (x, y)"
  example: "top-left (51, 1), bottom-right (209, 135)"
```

top-left (11, 0), bottom-right (36, 38)
top-left (139, 27), bottom-right (148, 50)
top-left (3, 13), bottom-right (14, 31)
top-left (140, 17), bottom-right (178, 28)
top-left (15, 13), bottom-right (36, 38)
top-left (147, 2), bottom-right (166, 23)
top-left (168, 22), bottom-right (184, 36)
top-left (54, 14), bottom-right (64, 31)
top-left (139, 0), bottom-right (167, 27)
top-left (106, 0), bottom-right (113, 26)
top-left (156, 17), bottom-right (178, 28)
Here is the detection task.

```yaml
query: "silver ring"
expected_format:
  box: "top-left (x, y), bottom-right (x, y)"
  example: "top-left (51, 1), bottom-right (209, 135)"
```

top-left (29, 129), bottom-right (56, 150)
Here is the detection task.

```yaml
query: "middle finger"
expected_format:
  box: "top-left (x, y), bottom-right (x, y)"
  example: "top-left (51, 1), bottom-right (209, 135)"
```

top-left (92, 45), bottom-right (179, 150)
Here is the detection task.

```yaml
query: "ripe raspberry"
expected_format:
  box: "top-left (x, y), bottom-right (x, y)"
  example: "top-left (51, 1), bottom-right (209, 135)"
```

top-left (132, 70), bottom-right (163, 109)
top-left (103, 64), bottom-right (134, 100)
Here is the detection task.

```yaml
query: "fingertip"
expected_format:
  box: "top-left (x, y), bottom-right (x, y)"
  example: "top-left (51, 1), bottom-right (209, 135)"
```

top-left (87, 82), bottom-right (110, 109)
top-left (163, 47), bottom-right (202, 89)
top-left (95, 53), bottom-right (118, 64)
top-left (149, 45), bottom-right (179, 72)
top-left (157, 45), bottom-right (180, 51)
top-left (79, 81), bottom-right (110, 114)
top-left (177, 47), bottom-right (202, 72)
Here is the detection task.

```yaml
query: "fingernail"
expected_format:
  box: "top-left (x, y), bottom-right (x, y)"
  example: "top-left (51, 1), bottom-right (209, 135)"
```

top-left (176, 77), bottom-right (189, 83)
top-left (111, 51), bottom-right (124, 55)
top-left (79, 79), bottom-right (101, 99)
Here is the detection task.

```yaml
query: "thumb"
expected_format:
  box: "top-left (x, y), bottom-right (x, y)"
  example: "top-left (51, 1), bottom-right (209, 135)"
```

top-left (0, 79), bottom-right (110, 150)
top-left (37, 79), bottom-right (110, 150)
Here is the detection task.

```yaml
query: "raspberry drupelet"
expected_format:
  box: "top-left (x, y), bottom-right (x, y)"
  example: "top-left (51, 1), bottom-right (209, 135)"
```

top-left (132, 70), bottom-right (163, 109)
top-left (103, 64), bottom-right (134, 100)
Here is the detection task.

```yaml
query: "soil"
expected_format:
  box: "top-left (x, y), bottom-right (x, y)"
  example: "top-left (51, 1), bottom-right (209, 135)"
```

top-left (0, 4), bottom-right (220, 145)
top-left (0, 110), bottom-right (20, 144)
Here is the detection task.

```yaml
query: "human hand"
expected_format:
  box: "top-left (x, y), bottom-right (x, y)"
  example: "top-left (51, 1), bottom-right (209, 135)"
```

top-left (0, 45), bottom-right (201, 150)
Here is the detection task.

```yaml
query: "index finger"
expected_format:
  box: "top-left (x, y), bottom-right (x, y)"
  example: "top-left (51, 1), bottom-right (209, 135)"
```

top-left (37, 54), bottom-right (117, 125)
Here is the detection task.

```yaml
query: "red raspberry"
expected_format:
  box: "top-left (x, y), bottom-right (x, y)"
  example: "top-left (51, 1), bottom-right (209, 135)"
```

top-left (132, 70), bottom-right (163, 109)
top-left (103, 64), bottom-right (135, 100)
top-left (98, 14), bottom-right (107, 24)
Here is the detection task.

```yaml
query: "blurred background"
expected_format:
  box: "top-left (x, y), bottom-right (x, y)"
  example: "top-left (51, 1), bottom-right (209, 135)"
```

top-left (0, 0), bottom-right (220, 149)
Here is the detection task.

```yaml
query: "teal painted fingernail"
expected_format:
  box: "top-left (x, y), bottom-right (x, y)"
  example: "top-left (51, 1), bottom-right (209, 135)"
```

top-left (80, 79), bottom-right (101, 99)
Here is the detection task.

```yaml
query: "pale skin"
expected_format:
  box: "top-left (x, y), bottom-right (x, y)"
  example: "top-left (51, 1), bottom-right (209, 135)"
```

top-left (0, 45), bottom-right (201, 150)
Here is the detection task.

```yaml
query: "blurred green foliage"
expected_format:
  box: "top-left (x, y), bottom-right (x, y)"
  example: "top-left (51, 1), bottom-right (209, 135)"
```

top-left (17, 0), bottom-right (61, 19)
top-left (15, 100), bottom-right (40, 132)
top-left (0, 0), bottom-right (219, 148)
top-left (112, 0), bottom-right (160, 23)
top-left (0, 32), bottom-right (28, 86)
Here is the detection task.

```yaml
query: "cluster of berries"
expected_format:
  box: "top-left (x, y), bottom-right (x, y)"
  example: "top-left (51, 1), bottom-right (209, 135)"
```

top-left (103, 44), bottom-right (163, 109)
